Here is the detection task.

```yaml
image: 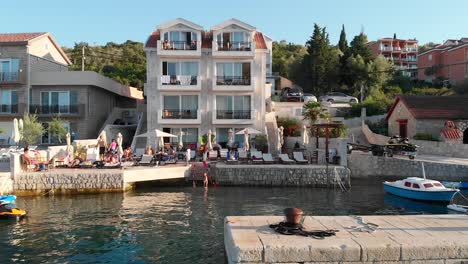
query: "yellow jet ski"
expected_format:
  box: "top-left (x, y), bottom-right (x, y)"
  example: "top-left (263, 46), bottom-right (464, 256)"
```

top-left (0, 203), bottom-right (27, 220)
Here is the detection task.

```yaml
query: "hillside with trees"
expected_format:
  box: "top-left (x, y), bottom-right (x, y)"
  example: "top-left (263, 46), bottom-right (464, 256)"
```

top-left (63, 41), bottom-right (146, 89)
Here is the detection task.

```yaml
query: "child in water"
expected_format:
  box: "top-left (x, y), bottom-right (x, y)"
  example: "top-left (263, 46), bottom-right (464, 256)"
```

top-left (203, 172), bottom-right (209, 188)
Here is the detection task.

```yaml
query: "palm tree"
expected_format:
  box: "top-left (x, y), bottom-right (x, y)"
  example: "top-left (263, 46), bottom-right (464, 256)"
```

top-left (302, 101), bottom-right (329, 125)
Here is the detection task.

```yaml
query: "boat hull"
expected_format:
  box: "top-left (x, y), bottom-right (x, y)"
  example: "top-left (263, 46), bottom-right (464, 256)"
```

top-left (384, 183), bottom-right (457, 202)
top-left (0, 195), bottom-right (16, 205)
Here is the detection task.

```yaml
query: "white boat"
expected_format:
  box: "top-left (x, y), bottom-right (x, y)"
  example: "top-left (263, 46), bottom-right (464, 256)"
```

top-left (447, 204), bottom-right (468, 213)
top-left (383, 163), bottom-right (459, 202)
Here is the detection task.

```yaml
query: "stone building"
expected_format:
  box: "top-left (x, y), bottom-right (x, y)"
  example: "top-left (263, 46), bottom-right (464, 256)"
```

top-left (386, 95), bottom-right (468, 143)
top-left (144, 18), bottom-right (272, 148)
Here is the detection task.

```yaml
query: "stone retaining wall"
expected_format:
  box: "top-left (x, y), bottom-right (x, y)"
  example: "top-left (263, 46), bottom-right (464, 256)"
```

top-left (211, 164), bottom-right (350, 187)
top-left (349, 152), bottom-right (468, 181)
top-left (13, 169), bottom-right (126, 196)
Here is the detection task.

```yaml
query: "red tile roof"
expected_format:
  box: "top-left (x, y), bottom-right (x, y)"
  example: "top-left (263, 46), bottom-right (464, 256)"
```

top-left (145, 31), bottom-right (160, 48)
top-left (0, 32), bottom-right (46, 44)
top-left (386, 95), bottom-right (468, 121)
top-left (254, 32), bottom-right (267, 50)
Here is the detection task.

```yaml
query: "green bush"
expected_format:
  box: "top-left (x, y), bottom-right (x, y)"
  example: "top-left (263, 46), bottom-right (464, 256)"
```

top-left (408, 87), bottom-right (453, 96)
top-left (413, 133), bottom-right (439, 141)
top-left (366, 119), bottom-right (388, 136)
top-left (453, 79), bottom-right (468, 95)
top-left (310, 123), bottom-right (347, 138)
top-left (276, 117), bottom-right (301, 136)
top-left (253, 135), bottom-right (268, 153)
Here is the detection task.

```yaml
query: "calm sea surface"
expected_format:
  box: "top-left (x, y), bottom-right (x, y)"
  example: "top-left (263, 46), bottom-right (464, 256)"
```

top-left (0, 180), bottom-right (465, 263)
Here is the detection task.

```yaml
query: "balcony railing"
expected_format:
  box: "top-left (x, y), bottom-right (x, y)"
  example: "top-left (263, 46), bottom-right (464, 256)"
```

top-left (161, 109), bottom-right (198, 119)
top-left (0, 71), bottom-right (19, 82)
top-left (216, 110), bottom-right (252, 120)
top-left (161, 75), bottom-right (197, 86)
top-left (0, 104), bottom-right (19, 114)
top-left (216, 41), bottom-right (252, 51)
top-left (216, 76), bottom-right (251, 86)
top-left (30, 104), bottom-right (83, 116)
top-left (381, 46), bottom-right (392, 51)
top-left (161, 40), bottom-right (198, 51)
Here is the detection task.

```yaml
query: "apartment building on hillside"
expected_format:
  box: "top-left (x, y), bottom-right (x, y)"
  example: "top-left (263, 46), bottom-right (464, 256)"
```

top-left (144, 18), bottom-right (272, 148)
top-left (0, 32), bottom-right (142, 144)
top-left (368, 37), bottom-right (418, 78)
top-left (418, 38), bottom-right (468, 85)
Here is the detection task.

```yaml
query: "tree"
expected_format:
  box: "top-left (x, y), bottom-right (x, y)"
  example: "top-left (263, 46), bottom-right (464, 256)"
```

top-left (21, 114), bottom-right (44, 146)
top-left (272, 41), bottom-right (307, 79)
top-left (301, 24), bottom-right (339, 94)
top-left (368, 55), bottom-right (394, 89)
top-left (349, 33), bottom-right (372, 63)
top-left (302, 101), bottom-right (329, 125)
top-left (338, 24), bottom-right (348, 54)
top-left (48, 116), bottom-right (68, 144)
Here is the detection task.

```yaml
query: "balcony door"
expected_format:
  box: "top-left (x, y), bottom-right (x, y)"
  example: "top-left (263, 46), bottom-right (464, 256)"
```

top-left (216, 63), bottom-right (251, 85)
top-left (40, 91), bottom-right (77, 114)
top-left (162, 62), bottom-right (198, 85)
top-left (163, 95), bottom-right (198, 119)
top-left (0, 59), bottom-right (19, 81)
top-left (216, 95), bottom-right (251, 119)
top-left (0, 90), bottom-right (18, 113)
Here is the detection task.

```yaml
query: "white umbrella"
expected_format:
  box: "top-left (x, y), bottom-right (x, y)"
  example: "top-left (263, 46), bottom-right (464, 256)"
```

top-left (235, 127), bottom-right (262, 135)
top-left (276, 127), bottom-right (283, 153)
top-left (117, 132), bottom-right (124, 155)
top-left (207, 129), bottom-right (213, 151)
top-left (227, 128), bottom-right (234, 147)
top-left (279, 126), bottom-right (284, 146)
top-left (178, 130), bottom-right (184, 149)
top-left (302, 125), bottom-right (309, 145)
top-left (18, 118), bottom-right (23, 141)
top-left (11, 118), bottom-right (20, 145)
top-left (243, 129), bottom-right (250, 152)
top-left (66, 132), bottom-right (72, 154)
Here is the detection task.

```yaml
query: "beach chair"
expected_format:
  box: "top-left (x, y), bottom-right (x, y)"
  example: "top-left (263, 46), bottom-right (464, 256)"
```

top-left (251, 151), bottom-right (263, 164)
top-left (279, 154), bottom-right (295, 164)
top-left (293, 152), bottom-right (308, 164)
top-left (238, 150), bottom-right (248, 163)
top-left (138, 155), bottom-right (154, 166)
top-left (262, 153), bottom-right (275, 164)
top-left (208, 150), bottom-right (218, 161)
top-left (134, 148), bottom-right (145, 160)
top-left (220, 149), bottom-right (228, 160)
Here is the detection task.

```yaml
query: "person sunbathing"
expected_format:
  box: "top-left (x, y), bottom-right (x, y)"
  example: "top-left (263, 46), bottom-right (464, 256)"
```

top-left (122, 147), bottom-right (133, 161)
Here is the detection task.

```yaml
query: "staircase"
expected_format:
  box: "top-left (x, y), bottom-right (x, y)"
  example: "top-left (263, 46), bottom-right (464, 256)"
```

top-left (131, 112), bottom-right (148, 151)
top-left (265, 112), bottom-right (279, 155)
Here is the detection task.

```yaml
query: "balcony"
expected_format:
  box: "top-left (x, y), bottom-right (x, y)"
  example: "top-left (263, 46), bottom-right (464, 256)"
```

top-left (380, 46), bottom-right (392, 51)
top-left (0, 71), bottom-right (20, 83)
top-left (213, 76), bottom-right (255, 91)
top-left (403, 47), bottom-right (418, 52)
top-left (157, 109), bottom-right (201, 124)
top-left (212, 41), bottom-right (255, 57)
top-left (159, 75), bottom-right (201, 91)
top-left (0, 104), bottom-right (20, 116)
top-left (156, 40), bottom-right (201, 57)
top-left (392, 47), bottom-right (402, 52)
top-left (30, 104), bottom-right (84, 117)
top-left (212, 110), bottom-right (256, 125)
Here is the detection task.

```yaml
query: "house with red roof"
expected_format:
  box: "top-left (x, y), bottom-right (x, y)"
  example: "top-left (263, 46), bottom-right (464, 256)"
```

top-left (386, 96), bottom-right (468, 143)
top-left (0, 32), bottom-right (142, 144)
top-left (141, 18), bottom-right (272, 149)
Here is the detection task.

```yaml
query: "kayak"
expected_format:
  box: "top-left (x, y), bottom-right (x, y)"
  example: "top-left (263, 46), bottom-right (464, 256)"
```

top-left (0, 195), bottom-right (16, 205)
top-left (0, 204), bottom-right (27, 220)
top-left (447, 204), bottom-right (468, 213)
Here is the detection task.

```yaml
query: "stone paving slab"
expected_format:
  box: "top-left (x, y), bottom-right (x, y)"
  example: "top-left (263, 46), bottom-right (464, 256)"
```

top-left (224, 215), bottom-right (468, 264)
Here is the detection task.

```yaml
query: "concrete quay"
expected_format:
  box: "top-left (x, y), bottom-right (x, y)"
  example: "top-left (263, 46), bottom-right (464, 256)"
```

top-left (224, 215), bottom-right (468, 264)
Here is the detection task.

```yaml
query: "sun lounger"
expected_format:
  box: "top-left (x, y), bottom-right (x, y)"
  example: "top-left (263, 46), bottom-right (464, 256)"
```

top-left (138, 155), bottom-right (154, 166)
top-left (238, 150), bottom-right (248, 163)
top-left (262, 153), bottom-right (275, 164)
top-left (134, 148), bottom-right (145, 160)
top-left (293, 152), bottom-right (308, 164)
top-left (251, 151), bottom-right (263, 164)
top-left (279, 154), bottom-right (295, 164)
top-left (208, 150), bottom-right (218, 160)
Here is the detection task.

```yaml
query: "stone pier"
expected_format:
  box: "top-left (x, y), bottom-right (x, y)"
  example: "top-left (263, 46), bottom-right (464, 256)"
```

top-left (224, 215), bottom-right (468, 263)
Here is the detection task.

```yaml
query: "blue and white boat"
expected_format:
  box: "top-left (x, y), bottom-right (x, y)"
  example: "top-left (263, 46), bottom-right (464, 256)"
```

top-left (384, 162), bottom-right (459, 202)
top-left (0, 195), bottom-right (16, 205)
top-left (442, 181), bottom-right (468, 190)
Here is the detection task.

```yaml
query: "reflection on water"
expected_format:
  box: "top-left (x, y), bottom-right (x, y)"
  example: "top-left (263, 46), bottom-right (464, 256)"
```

top-left (0, 180), bottom-right (466, 263)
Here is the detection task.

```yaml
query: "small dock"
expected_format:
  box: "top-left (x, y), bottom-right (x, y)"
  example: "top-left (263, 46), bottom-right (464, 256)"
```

top-left (225, 214), bottom-right (468, 263)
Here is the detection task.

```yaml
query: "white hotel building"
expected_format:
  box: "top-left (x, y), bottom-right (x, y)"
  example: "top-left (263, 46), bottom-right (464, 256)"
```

top-left (144, 18), bottom-right (272, 148)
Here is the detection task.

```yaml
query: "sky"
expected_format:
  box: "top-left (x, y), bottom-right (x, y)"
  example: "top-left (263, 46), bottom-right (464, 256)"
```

top-left (2, 0), bottom-right (468, 47)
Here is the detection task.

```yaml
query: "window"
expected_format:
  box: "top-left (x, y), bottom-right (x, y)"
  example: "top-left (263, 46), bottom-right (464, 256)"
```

top-left (216, 62), bottom-right (251, 85)
top-left (404, 182), bottom-right (411, 187)
top-left (216, 31), bottom-right (251, 51)
top-left (433, 183), bottom-right (443, 187)
top-left (162, 95), bottom-right (198, 119)
top-left (167, 128), bottom-right (199, 146)
top-left (216, 95), bottom-right (251, 119)
top-left (40, 91), bottom-right (78, 114)
top-left (412, 183), bottom-right (420, 189)
top-left (0, 90), bottom-right (18, 113)
top-left (423, 183), bottom-right (433, 188)
top-left (0, 59), bottom-right (20, 81)
top-left (163, 31), bottom-right (197, 50)
top-left (42, 121), bottom-right (70, 144)
top-left (161, 62), bottom-right (199, 85)
top-left (428, 54), bottom-right (433, 61)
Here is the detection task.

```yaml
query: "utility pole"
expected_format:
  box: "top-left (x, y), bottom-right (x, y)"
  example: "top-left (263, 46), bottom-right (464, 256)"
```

top-left (360, 84), bottom-right (364, 103)
top-left (81, 46), bottom-right (85, 71)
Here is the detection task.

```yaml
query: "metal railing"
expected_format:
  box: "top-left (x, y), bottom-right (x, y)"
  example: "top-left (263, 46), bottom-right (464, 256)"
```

top-left (30, 104), bottom-right (83, 116)
top-left (216, 110), bottom-right (252, 120)
top-left (162, 109), bottom-right (198, 119)
top-left (0, 72), bottom-right (19, 82)
top-left (216, 76), bottom-right (251, 86)
top-left (217, 41), bottom-right (252, 51)
top-left (0, 104), bottom-right (19, 114)
top-left (160, 75), bottom-right (198, 85)
top-left (161, 40), bottom-right (198, 50)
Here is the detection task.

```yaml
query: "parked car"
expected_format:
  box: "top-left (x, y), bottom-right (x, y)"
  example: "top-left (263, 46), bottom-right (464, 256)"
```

top-left (302, 93), bottom-right (317, 103)
top-left (319, 92), bottom-right (358, 103)
top-left (280, 87), bottom-right (303, 102)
